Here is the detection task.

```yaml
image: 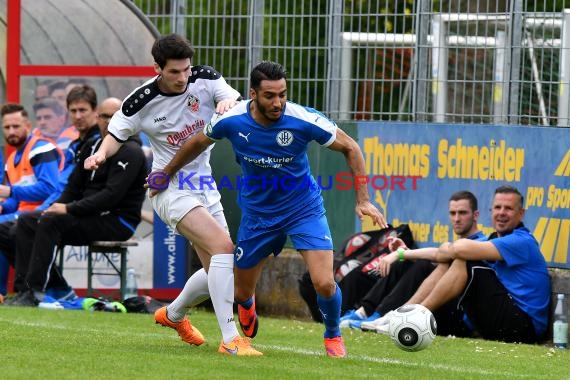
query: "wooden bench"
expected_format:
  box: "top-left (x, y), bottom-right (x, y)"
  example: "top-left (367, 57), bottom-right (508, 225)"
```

top-left (58, 240), bottom-right (138, 300)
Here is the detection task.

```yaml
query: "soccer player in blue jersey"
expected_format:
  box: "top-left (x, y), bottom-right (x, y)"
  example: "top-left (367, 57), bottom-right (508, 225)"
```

top-left (149, 61), bottom-right (387, 357)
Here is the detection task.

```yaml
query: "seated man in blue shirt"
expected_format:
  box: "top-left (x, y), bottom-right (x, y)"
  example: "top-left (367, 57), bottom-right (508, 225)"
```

top-left (4, 89), bottom-right (147, 307)
top-left (376, 185), bottom-right (550, 343)
top-left (342, 190), bottom-right (486, 337)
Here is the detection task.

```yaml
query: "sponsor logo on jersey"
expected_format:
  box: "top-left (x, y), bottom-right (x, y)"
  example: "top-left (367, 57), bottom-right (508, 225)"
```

top-left (166, 119), bottom-right (205, 146)
top-left (242, 155), bottom-right (293, 168)
top-left (238, 132), bottom-right (251, 142)
top-left (276, 130), bottom-right (293, 146)
top-left (154, 116), bottom-right (166, 123)
top-left (187, 94), bottom-right (200, 112)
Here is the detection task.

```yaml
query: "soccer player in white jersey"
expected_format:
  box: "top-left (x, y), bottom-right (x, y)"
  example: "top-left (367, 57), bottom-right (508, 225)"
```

top-left (84, 34), bottom-right (262, 356)
top-left (147, 61), bottom-right (387, 358)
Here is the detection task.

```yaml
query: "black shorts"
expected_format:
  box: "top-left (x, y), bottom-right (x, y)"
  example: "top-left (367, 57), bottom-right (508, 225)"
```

top-left (458, 261), bottom-right (538, 344)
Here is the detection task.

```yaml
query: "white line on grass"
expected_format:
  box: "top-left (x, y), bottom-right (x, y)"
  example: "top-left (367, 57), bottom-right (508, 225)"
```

top-left (257, 344), bottom-right (532, 378)
top-left (0, 316), bottom-right (166, 339)
top-left (0, 317), bottom-right (532, 378)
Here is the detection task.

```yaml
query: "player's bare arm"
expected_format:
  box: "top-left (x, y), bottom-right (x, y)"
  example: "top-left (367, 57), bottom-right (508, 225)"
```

top-left (378, 246), bottom-right (440, 277)
top-left (84, 134), bottom-right (123, 170)
top-left (436, 239), bottom-right (502, 262)
top-left (146, 131), bottom-right (214, 197)
top-left (328, 128), bottom-right (388, 228)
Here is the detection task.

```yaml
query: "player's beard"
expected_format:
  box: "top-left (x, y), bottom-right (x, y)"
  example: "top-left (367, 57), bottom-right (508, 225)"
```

top-left (454, 220), bottom-right (475, 238)
top-left (255, 99), bottom-right (282, 123)
top-left (6, 134), bottom-right (27, 148)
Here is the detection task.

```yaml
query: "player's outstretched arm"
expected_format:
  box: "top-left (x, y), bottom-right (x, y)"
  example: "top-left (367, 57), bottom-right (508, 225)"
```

top-left (164, 132), bottom-right (214, 178)
top-left (328, 128), bottom-right (388, 228)
top-left (84, 135), bottom-right (123, 170)
top-left (436, 239), bottom-right (501, 262)
top-left (378, 246), bottom-right (440, 277)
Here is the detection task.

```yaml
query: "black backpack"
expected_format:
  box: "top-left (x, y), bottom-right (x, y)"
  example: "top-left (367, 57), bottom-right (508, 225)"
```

top-left (333, 224), bottom-right (415, 281)
top-left (122, 295), bottom-right (165, 313)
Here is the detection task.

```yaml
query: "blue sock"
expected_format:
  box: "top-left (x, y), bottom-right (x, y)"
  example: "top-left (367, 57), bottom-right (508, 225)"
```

top-left (317, 284), bottom-right (342, 339)
top-left (0, 252), bottom-right (9, 295)
top-left (237, 296), bottom-right (254, 309)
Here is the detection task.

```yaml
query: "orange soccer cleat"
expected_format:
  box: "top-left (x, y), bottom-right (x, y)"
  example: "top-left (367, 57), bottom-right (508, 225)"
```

top-left (154, 306), bottom-right (205, 346)
top-left (324, 336), bottom-right (347, 358)
top-left (218, 336), bottom-right (263, 356)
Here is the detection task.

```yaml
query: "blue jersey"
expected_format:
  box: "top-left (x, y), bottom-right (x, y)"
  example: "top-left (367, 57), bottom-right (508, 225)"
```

top-left (206, 100), bottom-right (336, 216)
top-left (468, 231), bottom-right (486, 241)
top-left (2, 138), bottom-right (60, 214)
top-left (490, 226), bottom-right (550, 336)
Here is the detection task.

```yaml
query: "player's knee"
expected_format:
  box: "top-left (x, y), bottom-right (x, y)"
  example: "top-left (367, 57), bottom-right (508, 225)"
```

top-left (207, 237), bottom-right (234, 254)
top-left (37, 214), bottom-right (58, 229)
top-left (234, 288), bottom-right (253, 302)
top-left (220, 239), bottom-right (235, 253)
top-left (313, 277), bottom-right (336, 298)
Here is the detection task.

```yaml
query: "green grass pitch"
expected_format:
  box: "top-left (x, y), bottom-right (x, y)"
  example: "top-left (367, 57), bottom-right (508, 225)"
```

top-left (0, 306), bottom-right (567, 379)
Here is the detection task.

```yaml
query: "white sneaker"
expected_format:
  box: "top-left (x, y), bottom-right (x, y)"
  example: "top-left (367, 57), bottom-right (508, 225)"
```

top-left (339, 309), bottom-right (365, 328)
top-left (38, 300), bottom-right (64, 310)
top-left (360, 310), bottom-right (395, 334)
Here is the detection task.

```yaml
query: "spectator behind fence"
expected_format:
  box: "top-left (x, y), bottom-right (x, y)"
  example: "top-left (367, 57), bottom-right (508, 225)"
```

top-left (374, 185), bottom-right (550, 344)
top-left (48, 81), bottom-right (68, 111)
top-left (32, 97), bottom-right (78, 152)
top-left (34, 79), bottom-right (53, 102)
top-left (3, 90), bottom-right (147, 307)
top-left (65, 78), bottom-right (89, 98)
top-left (343, 191), bottom-right (486, 337)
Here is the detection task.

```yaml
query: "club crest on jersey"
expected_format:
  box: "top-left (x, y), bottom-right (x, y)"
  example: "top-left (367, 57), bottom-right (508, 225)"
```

top-left (276, 130), bottom-right (294, 146)
top-left (204, 122), bottom-right (213, 136)
top-left (187, 94), bottom-right (200, 112)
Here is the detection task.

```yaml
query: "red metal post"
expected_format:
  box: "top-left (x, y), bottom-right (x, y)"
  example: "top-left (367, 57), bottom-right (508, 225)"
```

top-left (6, 0), bottom-right (22, 102)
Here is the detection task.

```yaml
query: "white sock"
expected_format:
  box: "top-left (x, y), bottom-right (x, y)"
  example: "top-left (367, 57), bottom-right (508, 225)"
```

top-left (167, 268), bottom-right (210, 321)
top-left (208, 254), bottom-right (239, 343)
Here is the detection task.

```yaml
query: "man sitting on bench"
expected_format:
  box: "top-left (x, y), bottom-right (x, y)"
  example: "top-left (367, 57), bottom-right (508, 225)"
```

top-left (4, 90), bottom-right (147, 307)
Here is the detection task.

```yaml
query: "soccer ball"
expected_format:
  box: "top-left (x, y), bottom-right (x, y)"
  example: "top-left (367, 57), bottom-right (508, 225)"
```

top-left (388, 304), bottom-right (437, 352)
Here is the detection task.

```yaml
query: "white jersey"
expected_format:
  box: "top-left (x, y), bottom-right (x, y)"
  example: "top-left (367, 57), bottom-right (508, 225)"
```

top-left (109, 65), bottom-right (241, 185)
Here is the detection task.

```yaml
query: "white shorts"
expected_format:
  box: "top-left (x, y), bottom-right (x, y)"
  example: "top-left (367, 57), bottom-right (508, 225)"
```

top-left (149, 181), bottom-right (228, 233)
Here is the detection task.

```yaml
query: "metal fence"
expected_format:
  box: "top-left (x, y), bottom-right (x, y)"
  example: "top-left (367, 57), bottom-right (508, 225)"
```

top-left (131, 0), bottom-right (570, 127)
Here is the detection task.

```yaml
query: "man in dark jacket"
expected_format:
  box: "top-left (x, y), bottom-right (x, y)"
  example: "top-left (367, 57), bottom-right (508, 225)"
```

top-left (5, 93), bottom-right (147, 306)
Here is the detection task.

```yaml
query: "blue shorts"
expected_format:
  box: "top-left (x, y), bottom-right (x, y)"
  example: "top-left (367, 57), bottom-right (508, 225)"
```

top-left (234, 210), bottom-right (333, 269)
